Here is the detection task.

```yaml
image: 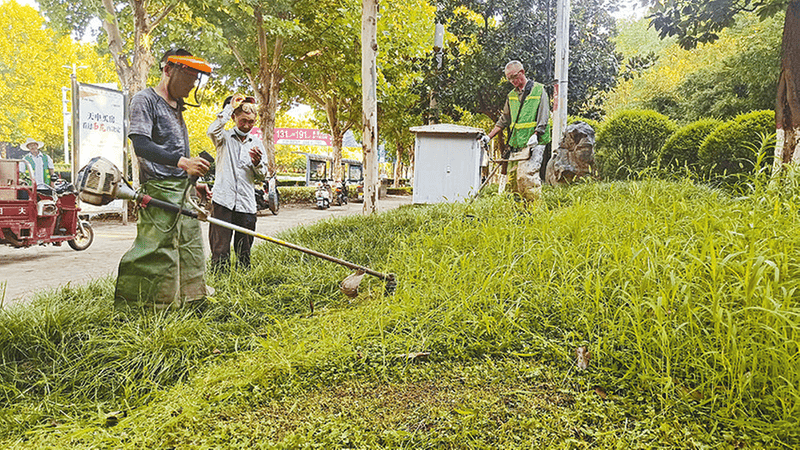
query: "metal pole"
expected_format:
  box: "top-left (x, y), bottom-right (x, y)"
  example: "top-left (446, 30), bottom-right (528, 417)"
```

top-left (62, 87), bottom-right (70, 166)
top-left (552, 0), bottom-right (570, 148)
top-left (70, 67), bottom-right (80, 184)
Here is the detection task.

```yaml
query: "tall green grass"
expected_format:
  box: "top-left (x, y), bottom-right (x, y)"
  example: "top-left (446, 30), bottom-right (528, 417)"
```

top-left (1, 174), bottom-right (799, 447)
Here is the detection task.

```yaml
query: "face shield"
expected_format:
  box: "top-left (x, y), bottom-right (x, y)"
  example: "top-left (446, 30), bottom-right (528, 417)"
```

top-left (166, 55), bottom-right (213, 108)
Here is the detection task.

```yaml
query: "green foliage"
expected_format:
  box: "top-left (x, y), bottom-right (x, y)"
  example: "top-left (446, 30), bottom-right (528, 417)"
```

top-left (375, 0), bottom-right (433, 166)
top-left (678, 47), bottom-right (780, 121)
top-left (660, 118), bottom-right (723, 169)
top-left (3, 177), bottom-right (800, 447)
top-left (596, 109), bottom-right (677, 180)
top-left (698, 110), bottom-right (776, 179)
top-left (288, 157), bottom-right (307, 173)
top-left (674, 13), bottom-right (783, 122)
top-left (614, 17), bottom-right (674, 61)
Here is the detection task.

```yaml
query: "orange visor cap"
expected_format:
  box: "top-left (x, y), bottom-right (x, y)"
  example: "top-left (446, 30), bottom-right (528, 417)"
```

top-left (167, 55), bottom-right (213, 74)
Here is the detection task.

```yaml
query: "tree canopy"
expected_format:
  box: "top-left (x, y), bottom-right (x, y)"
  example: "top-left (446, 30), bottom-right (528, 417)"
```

top-left (607, 12), bottom-right (783, 122)
top-left (431, 0), bottom-right (622, 123)
top-left (647, 0), bottom-right (791, 49)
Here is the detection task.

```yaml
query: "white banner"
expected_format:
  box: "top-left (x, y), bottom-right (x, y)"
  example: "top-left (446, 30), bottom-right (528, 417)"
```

top-left (77, 83), bottom-right (126, 214)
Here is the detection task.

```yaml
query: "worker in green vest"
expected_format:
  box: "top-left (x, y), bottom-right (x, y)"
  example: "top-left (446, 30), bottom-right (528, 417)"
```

top-left (481, 60), bottom-right (551, 200)
top-left (18, 137), bottom-right (55, 188)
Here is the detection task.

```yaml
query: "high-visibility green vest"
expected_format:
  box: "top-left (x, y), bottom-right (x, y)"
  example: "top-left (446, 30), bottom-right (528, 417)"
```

top-left (22, 153), bottom-right (52, 185)
top-left (508, 82), bottom-right (551, 148)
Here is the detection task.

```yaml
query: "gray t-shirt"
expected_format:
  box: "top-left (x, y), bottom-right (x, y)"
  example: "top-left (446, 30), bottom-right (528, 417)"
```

top-left (128, 87), bottom-right (190, 181)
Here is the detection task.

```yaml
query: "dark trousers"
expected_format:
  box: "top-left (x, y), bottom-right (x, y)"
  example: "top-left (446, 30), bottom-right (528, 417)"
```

top-left (209, 202), bottom-right (257, 272)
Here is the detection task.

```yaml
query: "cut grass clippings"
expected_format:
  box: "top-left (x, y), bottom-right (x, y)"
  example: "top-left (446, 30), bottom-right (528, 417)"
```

top-left (1, 176), bottom-right (799, 448)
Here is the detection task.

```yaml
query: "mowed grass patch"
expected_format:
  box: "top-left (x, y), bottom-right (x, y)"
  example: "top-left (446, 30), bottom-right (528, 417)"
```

top-left (1, 177), bottom-right (799, 448)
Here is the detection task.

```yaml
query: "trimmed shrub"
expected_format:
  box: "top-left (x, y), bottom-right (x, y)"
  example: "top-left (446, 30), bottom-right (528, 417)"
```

top-left (277, 186), bottom-right (316, 204)
top-left (277, 179), bottom-right (305, 187)
top-left (386, 187), bottom-right (412, 196)
top-left (698, 110), bottom-right (775, 179)
top-left (596, 110), bottom-right (677, 180)
top-left (660, 118), bottom-right (723, 170)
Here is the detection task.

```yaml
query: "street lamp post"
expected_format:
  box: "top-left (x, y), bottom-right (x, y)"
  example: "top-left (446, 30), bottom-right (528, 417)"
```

top-left (552, 0), bottom-right (570, 148)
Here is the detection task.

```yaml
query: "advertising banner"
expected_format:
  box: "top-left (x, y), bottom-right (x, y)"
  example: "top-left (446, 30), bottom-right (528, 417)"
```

top-left (274, 128), bottom-right (333, 147)
top-left (77, 83), bottom-right (126, 213)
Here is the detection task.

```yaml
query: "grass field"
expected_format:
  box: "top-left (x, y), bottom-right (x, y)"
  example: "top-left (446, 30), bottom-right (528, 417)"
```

top-left (1, 175), bottom-right (798, 448)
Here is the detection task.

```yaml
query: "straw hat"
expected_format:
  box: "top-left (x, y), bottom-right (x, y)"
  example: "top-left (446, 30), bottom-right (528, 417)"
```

top-left (23, 137), bottom-right (44, 149)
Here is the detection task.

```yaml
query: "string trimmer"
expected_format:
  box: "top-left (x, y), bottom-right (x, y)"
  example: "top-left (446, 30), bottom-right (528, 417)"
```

top-left (75, 156), bottom-right (396, 297)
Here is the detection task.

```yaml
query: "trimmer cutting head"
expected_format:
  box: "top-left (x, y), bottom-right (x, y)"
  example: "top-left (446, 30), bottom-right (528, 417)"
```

top-left (341, 270), bottom-right (366, 298)
top-left (340, 271), bottom-right (397, 298)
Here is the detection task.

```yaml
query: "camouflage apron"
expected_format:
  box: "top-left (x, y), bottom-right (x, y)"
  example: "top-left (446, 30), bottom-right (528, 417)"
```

top-left (507, 144), bottom-right (546, 201)
top-left (115, 178), bottom-right (207, 309)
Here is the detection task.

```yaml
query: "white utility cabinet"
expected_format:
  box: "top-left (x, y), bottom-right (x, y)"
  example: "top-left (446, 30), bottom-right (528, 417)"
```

top-left (410, 124), bottom-right (484, 204)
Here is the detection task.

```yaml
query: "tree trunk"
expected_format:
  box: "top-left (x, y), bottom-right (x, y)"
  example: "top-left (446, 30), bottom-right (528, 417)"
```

top-left (258, 70), bottom-right (281, 175)
top-left (361, 0), bottom-right (379, 214)
top-left (407, 141), bottom-right (415, 190)
top-left (774, 0), bottom-right (800, 172)
top-left (250, 7), bottom-right (284, 176)
top-left (326, 98), bottom-right (345, 182)
top-left (101, 0), bottom-right (164, 188)
top-left (393, 144), bottom-right (403, 188)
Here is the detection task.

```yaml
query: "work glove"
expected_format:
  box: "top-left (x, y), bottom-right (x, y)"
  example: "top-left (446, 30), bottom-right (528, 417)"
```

top-left (526, 133), bottom-right (539, 147)
top-left (479, 134), bottom-right (491, 145)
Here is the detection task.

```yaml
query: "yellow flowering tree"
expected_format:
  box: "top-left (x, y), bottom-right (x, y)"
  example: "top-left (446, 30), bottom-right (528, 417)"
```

top-left (0, 1), bottom-right (116, 158)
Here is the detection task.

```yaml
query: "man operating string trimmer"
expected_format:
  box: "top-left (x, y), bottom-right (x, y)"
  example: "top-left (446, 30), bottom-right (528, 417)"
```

top-left (79, 155), bottom-right (396, 303)
top-left (480, 60), bottom-right (551, 200)
top-left (115, 48), bottom-right (214, 310)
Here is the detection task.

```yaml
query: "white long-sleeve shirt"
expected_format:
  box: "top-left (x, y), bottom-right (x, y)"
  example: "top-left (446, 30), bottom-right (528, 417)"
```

top-left (207, 104), bottom-right (267, 214)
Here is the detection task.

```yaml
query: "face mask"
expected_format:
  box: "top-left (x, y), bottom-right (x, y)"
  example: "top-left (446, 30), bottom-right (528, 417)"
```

top-left (233, 126), bottom-right (249, 137)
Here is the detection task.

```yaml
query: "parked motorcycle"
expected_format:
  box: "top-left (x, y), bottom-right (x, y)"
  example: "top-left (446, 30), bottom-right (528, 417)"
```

top-left (315, 179), bottom-right (332, 209)
top-left (333, 180), bottom-right (348, 206)
top-left (255, 175), bottom-right (280, 215)
top-left (354, 181), bottom-right (364, 202)
top-left (0, 159), bottom-right (93, 251)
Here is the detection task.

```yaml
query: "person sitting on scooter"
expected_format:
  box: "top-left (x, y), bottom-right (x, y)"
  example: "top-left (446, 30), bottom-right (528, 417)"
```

top-left (18, 137), bottom-right (56, 197)
top-left (207, 93), bottom-right (268, 273)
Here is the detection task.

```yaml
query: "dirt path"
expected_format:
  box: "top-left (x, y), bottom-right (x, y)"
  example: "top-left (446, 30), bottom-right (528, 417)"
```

top-left (0, 196), bottom-right (412, 308)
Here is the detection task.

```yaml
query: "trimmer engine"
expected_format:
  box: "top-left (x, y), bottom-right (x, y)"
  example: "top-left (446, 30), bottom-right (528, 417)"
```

top-left (75, 157), bottom-right (137, 206)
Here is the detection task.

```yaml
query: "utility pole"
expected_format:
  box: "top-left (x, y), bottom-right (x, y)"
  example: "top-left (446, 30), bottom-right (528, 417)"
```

top-left (552, 0), bottom-right (570, 148)
top-left (429, 6), bottom-right (444, 125)
top-left (61, 87), bottom-right (70, 166)
top-left (63, 63), bottom-right (86, 182)
top-left (362, 0), bottom-right (379, 214)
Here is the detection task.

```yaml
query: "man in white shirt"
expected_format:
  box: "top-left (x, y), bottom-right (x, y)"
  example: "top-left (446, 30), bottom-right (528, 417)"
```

top-left (19, 138), bottom-right (55, 188)
top-left (207, 94), bottom-right (267, 273)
